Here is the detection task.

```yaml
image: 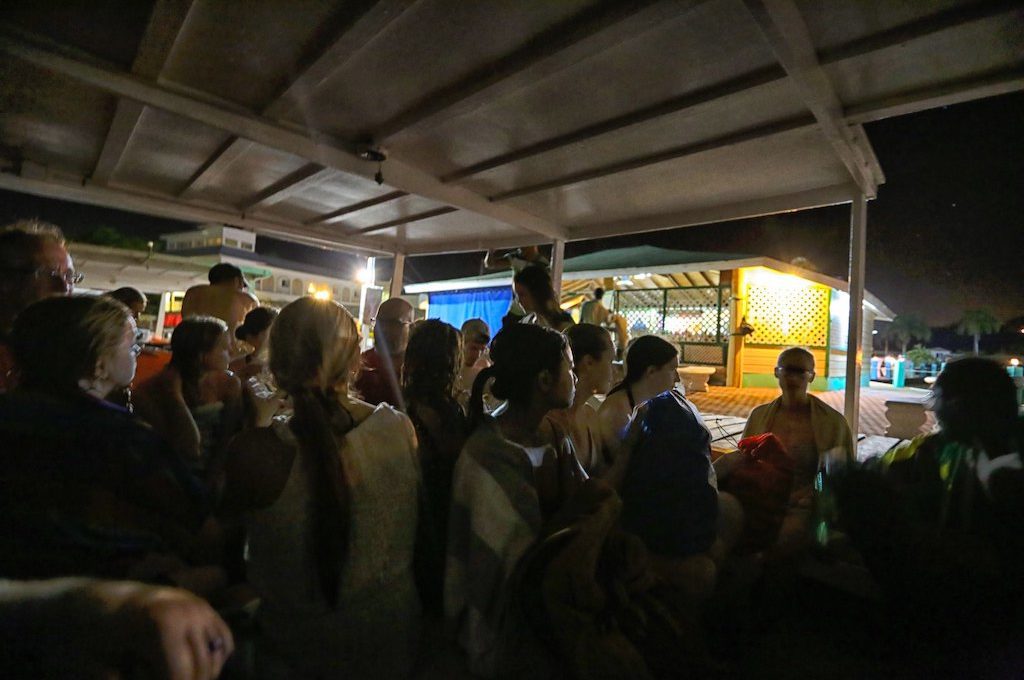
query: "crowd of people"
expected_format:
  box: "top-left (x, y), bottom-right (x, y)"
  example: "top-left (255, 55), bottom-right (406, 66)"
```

top-left (0, 220), bottom-right (1021, 678)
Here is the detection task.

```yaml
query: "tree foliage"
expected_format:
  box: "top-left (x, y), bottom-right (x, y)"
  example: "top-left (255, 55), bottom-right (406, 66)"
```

top-left (77, 226), bottom-right (154, 251)
top-left (888, 314), bottom-right (931, 355)
top-left (957, 308), bottom-right (1000, 355)
top-left (906, 345), bottom-right (937, 366)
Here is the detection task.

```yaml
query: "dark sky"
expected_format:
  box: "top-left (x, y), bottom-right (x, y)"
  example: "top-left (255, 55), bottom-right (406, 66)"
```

top-left (3, 91), bottom-right (1021, 326)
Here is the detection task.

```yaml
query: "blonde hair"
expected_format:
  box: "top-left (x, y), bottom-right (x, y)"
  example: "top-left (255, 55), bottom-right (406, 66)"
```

top-left (11, 295), bottom-right (130, 394)
top-left (269, 297), bottom-right (361, 395)
top-left (267, 297), bottom-right (362, 607)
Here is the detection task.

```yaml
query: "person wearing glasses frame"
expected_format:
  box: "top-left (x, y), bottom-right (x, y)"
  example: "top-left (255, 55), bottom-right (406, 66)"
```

top-left (0, 220), bottom-right (78, 393)
top-left (354, 297), bottom-right (414, 408)
top-left (735, 347), bottom-right (854, 558)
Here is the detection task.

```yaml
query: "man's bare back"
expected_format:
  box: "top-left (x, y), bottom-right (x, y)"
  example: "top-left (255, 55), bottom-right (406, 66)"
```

top-left (181, 284), bottom-right (258, 336)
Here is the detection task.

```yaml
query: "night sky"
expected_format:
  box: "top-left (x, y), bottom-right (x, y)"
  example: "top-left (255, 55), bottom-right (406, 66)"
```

top-left (2, 91), bottom-right (1021, 328)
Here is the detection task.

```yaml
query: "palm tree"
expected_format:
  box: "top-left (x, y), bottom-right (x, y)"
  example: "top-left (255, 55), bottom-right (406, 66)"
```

top-left (888, 314), bottom-right (931, 355)
top-left (957, 308), bottom-right (1000, 355)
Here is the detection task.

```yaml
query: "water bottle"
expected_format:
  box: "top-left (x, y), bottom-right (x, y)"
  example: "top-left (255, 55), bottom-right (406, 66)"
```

top-left (813, 448), bottom-right (845, 547)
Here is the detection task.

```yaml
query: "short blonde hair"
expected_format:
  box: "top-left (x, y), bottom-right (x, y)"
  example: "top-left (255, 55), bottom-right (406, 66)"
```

top-left (11, 295), bottom-right (130, 394)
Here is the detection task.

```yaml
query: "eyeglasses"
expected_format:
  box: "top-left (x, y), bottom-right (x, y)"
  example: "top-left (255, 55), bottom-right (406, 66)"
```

top-left (130, 342), bottom-right (144, 358)
top-left (776, 365), bottom-right (813, 376)
top-left (2, 266), bottom-right (84, 286)
top-left (36, 268), bottom-right (84, 286)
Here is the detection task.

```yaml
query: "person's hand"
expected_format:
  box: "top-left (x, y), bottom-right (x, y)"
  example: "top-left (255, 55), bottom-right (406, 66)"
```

top-left (712, 450), bottom-right (744, 481)
top-left (5, 580), bottom-right (235, 679)
top-left (251, 389), bottom-right (286, 428)
top-left (107, 582), bottom-right (235, 680)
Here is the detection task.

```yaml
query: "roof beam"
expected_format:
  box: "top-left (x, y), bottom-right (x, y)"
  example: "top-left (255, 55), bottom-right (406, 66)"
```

top-left (0, 165), bottom-right (395, 256)
top-left (92, 0), bottom-right (196, 185)
top-left (0, 28), bottom-right (567, 241)
top-left (372, 0), bottom-right (697, 141)
top-left (181, 0), bottom-right (416, 199)
top-left (266, 0), bottom-right (417, 120)
top-left (352, 206), bottom-right (457, 236)
top-left (489, 115), bottom-right (816, 201)
top-left (816, 0), bottom-right (1021, 66)
top-left (569, 184), bottom-right (859, 242)
top-left (742, 0), bottom-right (878, 196)
top-left (304, 190), bottom-right (408, 226)
top-left (844, 67), bottom-right (1024, 125)
top-left (441, 65), bottom-right (786, 184)
top-left (442, 1), bottom-right (1018, 184)
top-left (240, 164), bottom-right (337, 212)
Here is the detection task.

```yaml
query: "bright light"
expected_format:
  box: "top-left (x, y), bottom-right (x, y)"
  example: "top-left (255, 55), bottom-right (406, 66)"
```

top-left (313, 289), bottom-right (331, 301)
top-left (307, 283), bottom-right (317, 294)
top-left (872, 329), bottom-right (878, 335)
top-left (356, 268), bottom-right (372, 284)
top-left (1011, 358), bottom-right (1020, 367)
top-left (745, 266), bottom-right (816, 290)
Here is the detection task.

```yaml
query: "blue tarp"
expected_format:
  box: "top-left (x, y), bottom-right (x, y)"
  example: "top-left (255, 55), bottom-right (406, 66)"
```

top-left (427, 286), bottom-right (512, 336)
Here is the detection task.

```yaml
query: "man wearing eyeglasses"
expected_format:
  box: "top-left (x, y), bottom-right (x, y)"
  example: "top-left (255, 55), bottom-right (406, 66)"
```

top-left (739, 347), bottom-right (854, 555)
top-left (355, 297), bottom-right (413, 408)
top-left (0, 220), bottom-right (78, 392)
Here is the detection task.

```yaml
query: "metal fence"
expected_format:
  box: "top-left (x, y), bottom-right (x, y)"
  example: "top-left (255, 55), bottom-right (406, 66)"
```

top-left (614, 285), bottom-right (730, 365)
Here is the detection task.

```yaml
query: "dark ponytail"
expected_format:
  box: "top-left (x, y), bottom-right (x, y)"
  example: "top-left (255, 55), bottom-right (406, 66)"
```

top-left (469, 323), bottom-right (567, 429)
top-left (608, 334), bottom-right (678, 395)
top-left (468, 365), bottom-right (497, 429)
top-left (288, 385), bottom-right (354, 607)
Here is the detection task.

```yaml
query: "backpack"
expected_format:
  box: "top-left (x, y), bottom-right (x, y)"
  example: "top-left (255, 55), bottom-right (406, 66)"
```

top-left (620, 390), bottom-right (719, 557)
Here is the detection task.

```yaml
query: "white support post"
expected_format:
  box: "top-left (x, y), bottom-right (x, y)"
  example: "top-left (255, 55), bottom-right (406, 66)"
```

top-left (389, 252), bottom-right (405, 299)
top-left (551, 239), bottom-right (566, 299)
top-left (844, 194), bottom-right (867, 437)
top-left (154, 291), bottom-right (169, 341)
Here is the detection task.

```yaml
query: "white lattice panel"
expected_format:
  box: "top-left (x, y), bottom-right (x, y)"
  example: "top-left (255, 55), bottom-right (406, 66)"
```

top-left (746, 284), bottom-right (828, 347)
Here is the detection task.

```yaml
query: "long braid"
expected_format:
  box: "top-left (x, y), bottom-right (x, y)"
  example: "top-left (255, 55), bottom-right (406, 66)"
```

top-left (288, 385), bottom-right (353, 607)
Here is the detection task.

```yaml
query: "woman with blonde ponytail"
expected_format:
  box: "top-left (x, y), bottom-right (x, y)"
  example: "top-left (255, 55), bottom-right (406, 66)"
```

top-left (219, 298), bottom-right (421, 678)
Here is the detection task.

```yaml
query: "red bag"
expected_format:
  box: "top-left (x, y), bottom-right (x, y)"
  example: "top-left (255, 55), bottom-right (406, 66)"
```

top-left (719, 433), bottom-right (795, 551)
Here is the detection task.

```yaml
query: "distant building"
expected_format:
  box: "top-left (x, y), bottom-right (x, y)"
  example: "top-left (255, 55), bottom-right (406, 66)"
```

top-left (161, 224), bottom-right (363, 311)
top-left (70, 224), bottom-right (366, 341)
top-left (407, 245), bottom-right (896, 391)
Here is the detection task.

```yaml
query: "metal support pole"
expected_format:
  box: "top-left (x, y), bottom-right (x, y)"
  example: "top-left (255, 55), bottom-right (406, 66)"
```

top-left (389, 252), bottom-right (405, 299)
top-left (550, 239), bottom-right (565, 300)
top-left (844, 194), bottom-right (867, 436)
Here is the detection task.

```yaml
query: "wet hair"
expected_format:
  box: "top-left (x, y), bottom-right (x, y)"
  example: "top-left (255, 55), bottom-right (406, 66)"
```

top-left (609, 335), bottom-right (678, 395)
top-left (469, 322), bottom-right (567, 427)
top-left (235, 306), bottom-right (278, 342)
top-left (514, 264), bottom-right (556, 308)
top-left (11, 295), bottom-right (130, 397)
top-left (403, 319), bottom-right (462, 406)
top-left (268, 298), bottom-right (362, 607)
top-left (170, 317), bottom-right (228, 408)
top-left (208, 262), bottom-right (244, 285)
top-left (935, 357), bottom-right (1018, 443)
top-left (105, 286), bottom-right (147, 309)
top-left (566, 323), bottom-right (613, 362)
top-left (0, 221), bottom-right (67, 336)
